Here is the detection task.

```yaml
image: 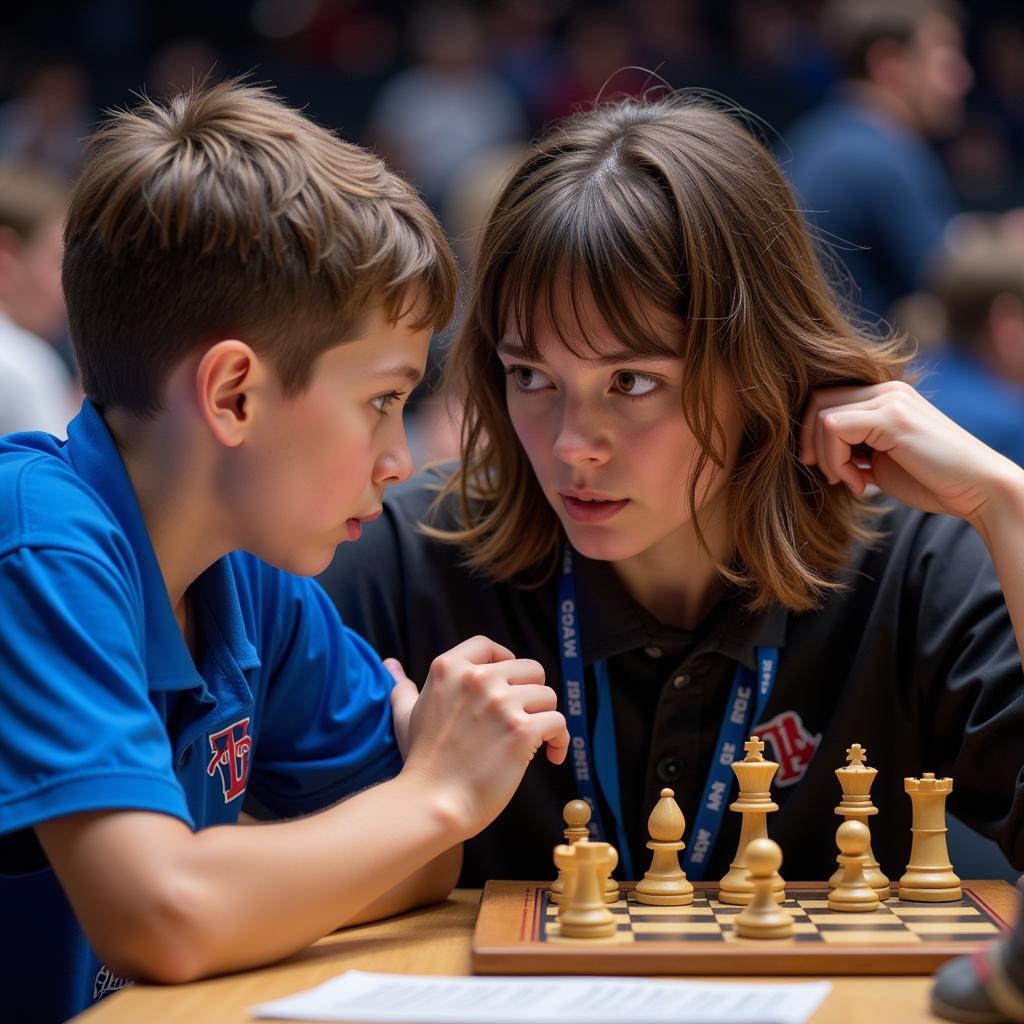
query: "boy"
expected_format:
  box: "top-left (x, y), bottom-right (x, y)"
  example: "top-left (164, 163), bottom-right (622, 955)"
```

top-left (0, 80), bottom-right (568, 1023)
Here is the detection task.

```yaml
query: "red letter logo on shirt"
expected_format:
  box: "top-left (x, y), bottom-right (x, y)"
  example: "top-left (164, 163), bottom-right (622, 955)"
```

top-left (206, 717), bottom-right (253, 802)
top-left (755, 711), bottom-right (821, 787)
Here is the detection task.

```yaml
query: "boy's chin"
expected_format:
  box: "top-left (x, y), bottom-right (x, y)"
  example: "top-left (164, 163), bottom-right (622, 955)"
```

top-left (259, 544), bottom-right (336, 578)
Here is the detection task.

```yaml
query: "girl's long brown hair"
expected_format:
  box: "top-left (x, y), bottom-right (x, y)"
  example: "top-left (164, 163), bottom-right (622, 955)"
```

top-left (430, 93), bottom-right (909, 612)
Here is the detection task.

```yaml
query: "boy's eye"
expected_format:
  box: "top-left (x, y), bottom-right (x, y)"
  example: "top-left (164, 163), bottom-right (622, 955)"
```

top-left (506, 366), bottom-right (553, 392)
top-left (614, 371), bottom-right (660, 397)
top-left (371, 391), bottom-right (403, 413)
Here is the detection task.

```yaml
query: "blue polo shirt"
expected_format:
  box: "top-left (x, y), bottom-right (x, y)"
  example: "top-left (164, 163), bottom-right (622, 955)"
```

top-left (918, 348), bottom-right (1024, 468)
top-left (0, 401), bottom-right (404, 1023)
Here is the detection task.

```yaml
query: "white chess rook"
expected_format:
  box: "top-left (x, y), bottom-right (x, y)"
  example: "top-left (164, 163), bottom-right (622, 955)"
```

top-left (557, 840), bottom-right (619, 939)
top-left (551, 800), bottom-right (608, 904)
top-left (899, 773), bottom-right (962, 902)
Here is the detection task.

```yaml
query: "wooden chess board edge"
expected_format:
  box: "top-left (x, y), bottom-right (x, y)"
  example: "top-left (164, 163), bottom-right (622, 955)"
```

top-left (471, 880), bottom-right (1018, 978)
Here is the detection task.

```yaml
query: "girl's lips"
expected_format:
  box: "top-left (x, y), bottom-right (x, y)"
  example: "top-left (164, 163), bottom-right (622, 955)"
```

top-left (561, 495), bottom-right (630, 523)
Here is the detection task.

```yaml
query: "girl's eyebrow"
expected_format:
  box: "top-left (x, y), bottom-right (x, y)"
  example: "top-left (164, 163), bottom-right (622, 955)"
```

top-left (496, 339), bottom-right (676, 366)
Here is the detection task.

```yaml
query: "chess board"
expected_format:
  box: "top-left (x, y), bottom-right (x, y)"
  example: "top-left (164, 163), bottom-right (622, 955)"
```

top-left (472, 881), bottom-right (1016, 976)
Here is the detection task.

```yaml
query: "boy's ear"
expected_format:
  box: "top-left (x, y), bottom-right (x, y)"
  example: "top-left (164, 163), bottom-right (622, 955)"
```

top-left (195, 339), bottom-right (267, 447)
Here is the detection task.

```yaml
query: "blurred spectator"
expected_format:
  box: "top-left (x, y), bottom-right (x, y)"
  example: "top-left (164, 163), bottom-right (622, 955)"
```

top-left (366, 2), bottom-right (526, 211)
top-left (0, 62), bottom-right (91, 181)
top-left (944, 108), bottom-right (1021, 211)
top-left (947, 17), bottom-right (1024, 211)
top-left (146, 38), bottom-right (221, 98)
top-left (400, 143), bottom-right (531, 470)
top-left (633, 0), bottom-right (715, 87)
top-left (783, 0), bottom-right (972, 327)
top-left (715, 0), bottom-right (832, 134)
top-left (919, 215), bottom-right (1024, 466)
top-left (538, 8), bottom-right (648, 125)
top-left (442, 143), bottom-right (526, 268)
top-left (486, 0), bottom-right (564, 123)
top-left (0, 163), bottom-right (76, 437)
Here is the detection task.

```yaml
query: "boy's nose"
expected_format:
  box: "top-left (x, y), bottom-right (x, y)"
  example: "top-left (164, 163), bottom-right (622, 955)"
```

top-left (373, 437), bottom-right (414, 486)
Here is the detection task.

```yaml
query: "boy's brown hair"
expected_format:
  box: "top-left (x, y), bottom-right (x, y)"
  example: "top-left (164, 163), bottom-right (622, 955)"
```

top-left (63, 79), bottom-right (457, 415)
top-left (433, 94), bottom-right (910, 613)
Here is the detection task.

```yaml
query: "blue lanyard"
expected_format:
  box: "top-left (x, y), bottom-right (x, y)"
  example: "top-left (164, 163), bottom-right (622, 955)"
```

top-left (556, 544), bottom-right (779, 883)
top-left (557, 545), bottom-right (634, 879)
top-left (682, 645), bottom-right (777, 879)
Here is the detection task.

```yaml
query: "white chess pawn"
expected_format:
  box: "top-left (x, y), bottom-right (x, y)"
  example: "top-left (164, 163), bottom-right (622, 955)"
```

top-left (734, 839), bottom-right (794, 939)
top-left (550, 800), bottom-right (591, 904)
top-left (550, 800), bottom-right (618, 904)
top-left (829, 820), bottom-right (882, 912)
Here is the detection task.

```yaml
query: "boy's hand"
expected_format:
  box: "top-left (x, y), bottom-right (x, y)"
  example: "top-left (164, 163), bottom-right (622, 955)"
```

top-left (800, 380), bottom-right (1024, 529)
top-left (400, 635), bottom-right (569, 840)
top-left (385, 657), bottom-right (416, 760)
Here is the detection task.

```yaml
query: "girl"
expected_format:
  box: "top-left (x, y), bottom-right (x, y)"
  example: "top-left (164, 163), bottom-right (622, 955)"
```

top-left (322, 93), bottom-right (1024, 887)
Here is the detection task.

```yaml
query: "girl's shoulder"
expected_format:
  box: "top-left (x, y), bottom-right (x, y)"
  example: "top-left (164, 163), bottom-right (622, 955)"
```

top-left (844, 498), bottom-right (1000, 601)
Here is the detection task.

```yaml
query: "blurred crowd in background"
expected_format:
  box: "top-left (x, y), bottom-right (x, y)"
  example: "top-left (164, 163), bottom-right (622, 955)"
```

top-left (2, 0), bottom-right (1024, 467)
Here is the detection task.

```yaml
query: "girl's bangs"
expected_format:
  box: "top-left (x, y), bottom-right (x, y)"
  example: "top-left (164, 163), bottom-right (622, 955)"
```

top-left (494, 177), bottom-right (686, 360)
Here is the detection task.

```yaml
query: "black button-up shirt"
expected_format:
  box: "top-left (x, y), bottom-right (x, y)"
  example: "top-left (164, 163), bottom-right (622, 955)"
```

top-left (321, 471), bottom-right (1024, 886)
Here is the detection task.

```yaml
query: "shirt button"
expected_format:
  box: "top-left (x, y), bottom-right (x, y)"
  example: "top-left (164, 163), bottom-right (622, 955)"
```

top-left (644, 645), bottom-right (663, 658)
top-left (672, 674), bottom-right (690, 690)
top-left (657, 756), bottom-right (683, 782)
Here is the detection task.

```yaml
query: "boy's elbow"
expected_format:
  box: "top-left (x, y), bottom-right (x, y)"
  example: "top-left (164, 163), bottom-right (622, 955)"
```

top-left (411, 842), bottom-right (462, 909)
top-left (93, 871), bottom-right (220, 984)
top-left (431, 842), bottom-right (463, 901)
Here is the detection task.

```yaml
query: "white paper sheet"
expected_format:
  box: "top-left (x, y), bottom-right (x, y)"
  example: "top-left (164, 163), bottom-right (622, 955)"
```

top-left (250, 970), bottom-right (832, 1023)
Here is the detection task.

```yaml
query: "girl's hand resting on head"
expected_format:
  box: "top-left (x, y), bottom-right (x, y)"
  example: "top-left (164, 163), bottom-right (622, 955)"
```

top-left (800, 380), bottom-right (1024, 528)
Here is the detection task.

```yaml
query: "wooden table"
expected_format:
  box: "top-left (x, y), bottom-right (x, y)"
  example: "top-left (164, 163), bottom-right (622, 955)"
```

top-left (74, 889), bottom-right (981, 1023)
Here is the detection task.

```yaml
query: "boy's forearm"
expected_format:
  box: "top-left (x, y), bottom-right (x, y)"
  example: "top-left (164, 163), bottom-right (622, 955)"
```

top-left (39, 770), bottom-right (469, 983)
top-left (971, 466), bottom-right (1024, 670)
top-left (340, 842), bottom-right (463, 927)
top-left (181, 770), bottom-right (468, 976)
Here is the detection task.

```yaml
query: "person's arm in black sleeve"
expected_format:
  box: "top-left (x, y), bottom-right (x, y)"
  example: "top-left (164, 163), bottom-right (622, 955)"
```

top-left (907, 515), bottom-right (1024, 869)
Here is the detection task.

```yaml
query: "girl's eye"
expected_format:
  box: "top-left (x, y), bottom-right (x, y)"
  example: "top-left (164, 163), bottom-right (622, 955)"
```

top-left (506, 365), bottom-right (553, 392)
top-left (371, 391), bottom-right (403, 414)
top-left (614, 371), bottom-right (660, 397)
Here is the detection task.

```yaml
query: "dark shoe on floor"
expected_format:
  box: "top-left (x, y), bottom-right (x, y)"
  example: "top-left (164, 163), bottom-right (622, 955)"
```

top-left (932, 946), bottom-right (1024, 1024)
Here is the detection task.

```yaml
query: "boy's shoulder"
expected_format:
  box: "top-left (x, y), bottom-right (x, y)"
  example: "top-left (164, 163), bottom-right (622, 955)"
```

top-left (0, 433), bottom-right (126, 562)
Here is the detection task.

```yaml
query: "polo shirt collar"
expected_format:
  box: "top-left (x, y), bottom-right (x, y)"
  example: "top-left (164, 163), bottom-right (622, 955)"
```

top-left (65, 401), bottom-right (258, 690)
top-left (572, 550), bottom-right (788, 668)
